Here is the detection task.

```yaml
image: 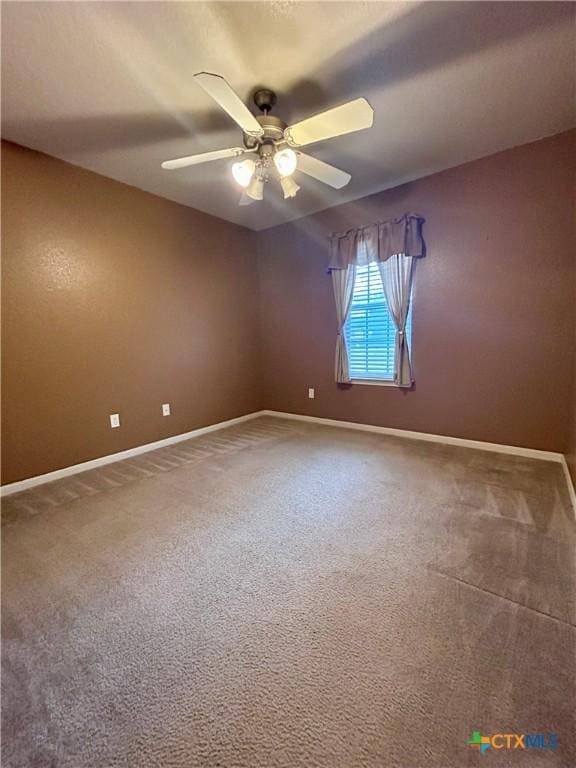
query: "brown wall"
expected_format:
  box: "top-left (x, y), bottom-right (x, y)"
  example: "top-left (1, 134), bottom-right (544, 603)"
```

top-left (257, 130), bottom-right (576, 453)
top-left (1, 141), bottom-right (261, 484)
top-left (3, 132), bottom-right (575, 486)
top-left (567, 235), bottom-right (576, 488)
top-left (568, 359), bottom-right (576, 489)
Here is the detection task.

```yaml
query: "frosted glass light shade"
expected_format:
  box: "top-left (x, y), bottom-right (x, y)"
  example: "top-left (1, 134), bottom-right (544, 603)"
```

top-left (280, 176), bottom-right (300, 199)
top-left (246, 174), bottom-right (264, 201)
top-left (231, 159), bottom-right (256, 187)
top-left (274, 148), bottom-right (297, 177)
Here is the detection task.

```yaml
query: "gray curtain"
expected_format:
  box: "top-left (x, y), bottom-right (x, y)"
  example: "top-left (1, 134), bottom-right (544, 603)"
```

top-left (331, 264), bottom-right (356, 384)
top-left (328, 214), bottom-right (425, 386)
top-left (378, 254), bottom-right (414, 387)
top-left (328, 214), bottom-right (425, 270)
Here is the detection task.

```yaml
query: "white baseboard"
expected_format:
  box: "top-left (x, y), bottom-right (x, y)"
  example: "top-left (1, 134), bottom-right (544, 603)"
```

top-left (263, 410), bottom-right (576, 516)
top-left (0, 411), bottom-right (266, 498)
top-left (3, 408), bottom-right (574, 517)
top-left (261, 410), bottom-right (563, 463)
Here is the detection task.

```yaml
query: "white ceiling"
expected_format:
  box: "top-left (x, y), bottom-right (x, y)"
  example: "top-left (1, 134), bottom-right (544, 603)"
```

top-left (2, 1), bottom-right (575, 231)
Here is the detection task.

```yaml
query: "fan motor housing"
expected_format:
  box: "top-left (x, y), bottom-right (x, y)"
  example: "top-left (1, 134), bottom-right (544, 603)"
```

top-left (244, 114), bottom-right (286, 149)
top-left (240, 88), bottom-right (285, 148)
top-left (257, 114), bottom-right (285, 139)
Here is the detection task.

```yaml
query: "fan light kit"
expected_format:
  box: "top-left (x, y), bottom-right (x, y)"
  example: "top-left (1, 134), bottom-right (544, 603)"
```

top-left (161, 73), bottom-right (374, 206)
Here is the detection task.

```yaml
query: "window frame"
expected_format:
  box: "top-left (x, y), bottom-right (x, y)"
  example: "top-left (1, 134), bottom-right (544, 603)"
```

top-left (344, 262), bottom-right (414, 387)
top-left (349, 378), bottom-right (400, 387)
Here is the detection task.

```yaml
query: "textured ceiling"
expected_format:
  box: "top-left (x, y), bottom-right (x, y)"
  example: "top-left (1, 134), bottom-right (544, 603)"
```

top-left (2, 1), bottom-right (575, 230)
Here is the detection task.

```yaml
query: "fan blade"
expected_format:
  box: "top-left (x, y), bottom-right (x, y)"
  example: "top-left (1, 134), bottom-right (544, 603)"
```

top-left (296, 152), bottom-right (351, 189)
top-left (285, 98), bottom-right (373, 148)
top-left (161, 147), bottom-right (244, 170)
top-left (194, 72), bottom-right (264, 137)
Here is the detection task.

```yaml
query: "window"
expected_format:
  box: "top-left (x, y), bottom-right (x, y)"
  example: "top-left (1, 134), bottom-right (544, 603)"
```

top-left (344, 262), bottom-right (412, 382)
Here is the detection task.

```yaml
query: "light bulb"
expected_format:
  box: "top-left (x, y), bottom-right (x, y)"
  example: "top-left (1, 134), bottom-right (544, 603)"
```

top-left (280, 176), bottom-right (300, 199)
top-left (231, 158), bottom-right (255, 188)
top-left (274, 148), bottom-right (297, 177)
top-left (246, 174), bottom-right (264, 201)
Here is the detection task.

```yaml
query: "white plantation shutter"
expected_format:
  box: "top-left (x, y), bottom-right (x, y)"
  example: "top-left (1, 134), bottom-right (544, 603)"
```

top-left (344, 263), bottom-right (412, 381)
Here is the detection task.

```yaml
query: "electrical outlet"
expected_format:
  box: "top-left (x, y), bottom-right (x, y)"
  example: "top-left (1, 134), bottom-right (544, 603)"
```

top-left (308, 388), bottom-right (315, 399)
top-left (162, 403), bottom-right (171, 416)
top-left (109, 413), bottom-right (120, 429)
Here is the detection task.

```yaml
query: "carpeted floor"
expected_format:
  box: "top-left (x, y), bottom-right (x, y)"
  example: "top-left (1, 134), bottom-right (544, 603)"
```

top-left (2, 416), bottom-right (575, 768)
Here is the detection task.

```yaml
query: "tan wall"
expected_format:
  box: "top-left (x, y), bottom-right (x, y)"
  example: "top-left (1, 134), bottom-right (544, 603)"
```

top-left (257, 130), bottom-right (576, 453)
top-left (1, 141), bottom-right (261, 484)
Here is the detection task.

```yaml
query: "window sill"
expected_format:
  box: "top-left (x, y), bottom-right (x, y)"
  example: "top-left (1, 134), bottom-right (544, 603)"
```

top-left (351, 379), bottom-right (398, 387)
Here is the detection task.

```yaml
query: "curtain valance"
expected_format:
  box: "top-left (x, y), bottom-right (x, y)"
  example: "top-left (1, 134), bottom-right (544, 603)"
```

top-left (328, 213), bottom-right (425, 271)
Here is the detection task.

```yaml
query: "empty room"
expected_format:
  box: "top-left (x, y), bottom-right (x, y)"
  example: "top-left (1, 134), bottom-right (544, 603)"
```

top-left (1, 1), bottom-right (575, 766)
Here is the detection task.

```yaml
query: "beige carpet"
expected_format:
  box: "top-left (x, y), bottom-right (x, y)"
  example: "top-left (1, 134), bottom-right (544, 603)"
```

top-left (2, 416), bottom-right (575, 767)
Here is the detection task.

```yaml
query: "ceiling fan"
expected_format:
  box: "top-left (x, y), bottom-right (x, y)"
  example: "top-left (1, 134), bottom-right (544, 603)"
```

top-left (161, 73), bottom-right (374, 204)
